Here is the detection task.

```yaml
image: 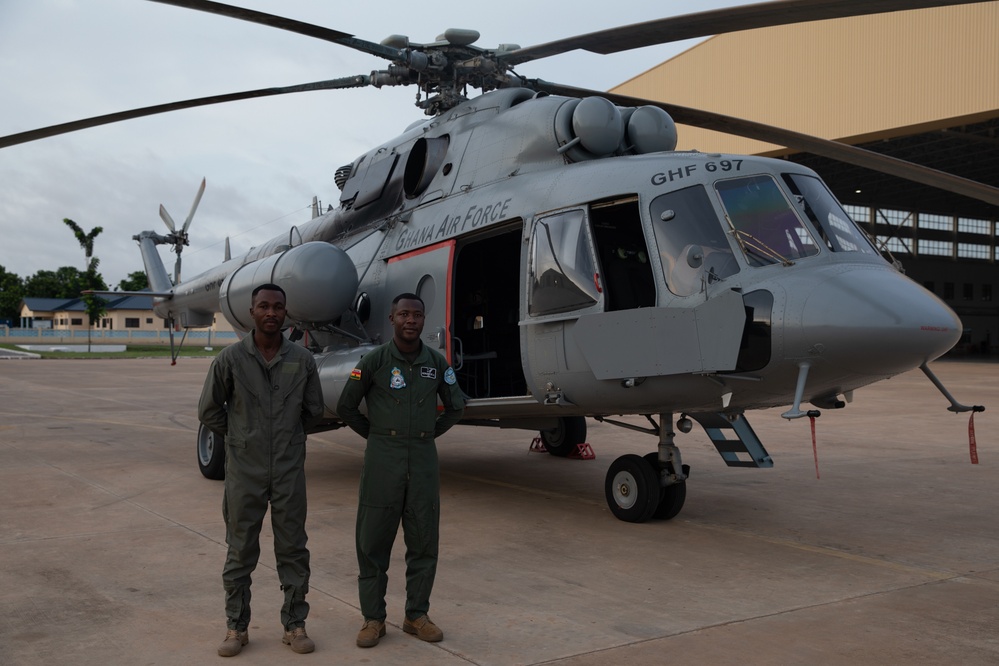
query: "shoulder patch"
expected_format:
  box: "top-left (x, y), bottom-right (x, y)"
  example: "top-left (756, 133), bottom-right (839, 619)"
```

top-left (444, 367), bottom-right (457, 385)
top-left (349, 368), bottom-right (362, 381)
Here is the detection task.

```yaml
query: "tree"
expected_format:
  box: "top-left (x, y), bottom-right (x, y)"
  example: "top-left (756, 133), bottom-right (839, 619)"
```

top-left (81, 259), bottom-right (109, 351)
top-left (23, 266), bottom-right (105, 299)
top-left (24, 269), bottom-right (76, 298)
top-left (0, 265), bottom-right (25, 323)
top-left (62, 218), bottom-right (107, 351)
top-left (62, 219), bottom-right (103, 262)
top-left (118, 271), bottom-right (149, 292)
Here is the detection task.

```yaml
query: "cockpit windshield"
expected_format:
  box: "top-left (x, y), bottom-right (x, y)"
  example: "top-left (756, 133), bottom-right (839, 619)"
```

top-left (715, 175), bottom-right (820, 266)
top-left (781, 173), bottom-right (877, 254)
top-left (650, 185), bottom-right (740, 297)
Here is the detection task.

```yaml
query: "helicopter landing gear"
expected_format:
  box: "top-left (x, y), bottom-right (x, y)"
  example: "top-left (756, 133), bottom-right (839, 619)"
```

top-left (644, 453), bottom-right (689, 521)
top-left (197, 422), bottom-right (225, 480)
top-left (539, 416), bottom-right (587, 457)
top-left (603, 413), bottom-right (689, 523)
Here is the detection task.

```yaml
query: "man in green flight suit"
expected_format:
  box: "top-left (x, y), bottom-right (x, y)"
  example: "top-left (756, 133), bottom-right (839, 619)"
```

top-left (199, 283), bottom-right (325, 657)
top-left (337, 292), bottom-right (465, 648)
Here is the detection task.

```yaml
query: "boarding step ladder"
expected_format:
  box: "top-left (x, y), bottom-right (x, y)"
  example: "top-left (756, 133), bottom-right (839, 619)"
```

top-left (691, 412), bottom-right (774, 468)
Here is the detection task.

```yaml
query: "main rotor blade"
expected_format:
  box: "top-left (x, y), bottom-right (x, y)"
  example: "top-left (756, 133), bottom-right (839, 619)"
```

top-left (533, 80), bottom-right (999, 208)
top-left (503, 0), bottom-right (991, 65)
top-left (147, 0), bottom-right (350, 41)
top-left (0, 77), bottom-right (370, 149)
top-left (146, 0), bottom-right (402, 61)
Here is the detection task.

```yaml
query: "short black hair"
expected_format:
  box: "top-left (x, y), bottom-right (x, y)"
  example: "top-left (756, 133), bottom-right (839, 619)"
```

top-left (392, 292), bottom-right (424, 308)
top-left (252, 283), bottom-right (286, 300)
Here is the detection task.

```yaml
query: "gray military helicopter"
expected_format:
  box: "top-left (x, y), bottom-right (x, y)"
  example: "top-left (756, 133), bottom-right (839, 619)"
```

top-left (3, 0), bottom-right (991, 522)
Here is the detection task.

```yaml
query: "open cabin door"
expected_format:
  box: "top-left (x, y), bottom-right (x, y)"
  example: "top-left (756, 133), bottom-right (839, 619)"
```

top-left (452, 224), bottom-right (528, 399)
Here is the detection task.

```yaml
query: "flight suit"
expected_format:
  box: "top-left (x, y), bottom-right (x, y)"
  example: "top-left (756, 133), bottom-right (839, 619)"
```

top-left (336, 340), bottom-right (465, 622)
top-left (198, 332), bottom-right (325, 632)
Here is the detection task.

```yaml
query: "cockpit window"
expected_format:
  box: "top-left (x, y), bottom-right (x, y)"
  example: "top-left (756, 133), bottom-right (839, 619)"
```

top-left (782, 173), bottom-right (877, 254)
top-left (529, 210), bottom-right (600, 316)
top-left (650, 185), bottom-right (739, 297)
top-left (715, 175), bottom-right (819, 266)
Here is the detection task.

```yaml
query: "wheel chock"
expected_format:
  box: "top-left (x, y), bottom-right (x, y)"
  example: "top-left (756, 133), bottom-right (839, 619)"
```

top-left (529, 437), bottom-right (547, 453)
top-left (568, 443), bottom-right (595, 460)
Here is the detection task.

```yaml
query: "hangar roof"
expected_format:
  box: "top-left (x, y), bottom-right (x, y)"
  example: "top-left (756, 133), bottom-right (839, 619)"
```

top-left (612, 2), bottom-right (999, 218)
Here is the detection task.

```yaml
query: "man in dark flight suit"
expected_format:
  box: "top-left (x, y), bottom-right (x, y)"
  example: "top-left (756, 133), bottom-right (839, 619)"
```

top-left (199, 283), bottom-right (325, 657)
top-left (336, 292), bottom-right (465, 648)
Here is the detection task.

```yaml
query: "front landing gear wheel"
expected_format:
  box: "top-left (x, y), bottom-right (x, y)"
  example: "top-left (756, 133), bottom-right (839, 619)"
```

top-left (539, 416), bottom-right (587, 457)
top-left (197, 423), bottom-right (225, 480)
top-left (643, 453), bottom-right (687, 521)
top-left (605, 454), bottom-right (659, 523)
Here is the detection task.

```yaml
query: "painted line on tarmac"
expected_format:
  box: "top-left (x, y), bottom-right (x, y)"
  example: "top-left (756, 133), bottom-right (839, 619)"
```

top-left (441, 470), bottom-right (607, 508)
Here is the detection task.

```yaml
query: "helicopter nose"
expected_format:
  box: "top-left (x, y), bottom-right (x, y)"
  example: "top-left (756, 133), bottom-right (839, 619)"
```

top-left (795, 266), bottom-right (961, 376)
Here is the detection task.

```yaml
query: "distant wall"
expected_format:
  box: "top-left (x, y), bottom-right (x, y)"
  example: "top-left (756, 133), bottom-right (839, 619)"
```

top-left (0, 327), bottom-right (239, 347)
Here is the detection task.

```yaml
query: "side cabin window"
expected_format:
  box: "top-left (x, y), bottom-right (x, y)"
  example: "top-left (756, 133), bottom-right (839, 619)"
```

top-left (529, 210), bottom-right (600, 316)
top-left (650, 185), bottom-right (740, 297)
top-left (715, 175), bottom-right (819, 266)
top-left (781, 173), bottom-right (878, 254)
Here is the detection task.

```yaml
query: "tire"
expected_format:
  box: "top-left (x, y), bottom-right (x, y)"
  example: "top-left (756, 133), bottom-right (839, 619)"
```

top-left (604, 454), bottom-right (659, 523)
top-left (655, 481), bottom-right (686, 521)
top-left (643, 452), bottom-right (687, 520)
top-left (540, 416), bottom-right (587, 457)
top-left (197, 422), bottom-right (226, 480)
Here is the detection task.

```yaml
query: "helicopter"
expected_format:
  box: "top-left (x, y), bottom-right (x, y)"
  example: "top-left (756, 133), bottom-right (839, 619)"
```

top-left (2, 0), bottom-right (992, 523)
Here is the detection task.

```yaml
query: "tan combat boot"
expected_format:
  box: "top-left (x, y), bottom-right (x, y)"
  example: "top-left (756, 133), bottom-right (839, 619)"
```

top-left (403, 615), bottom-right (443, 642)
top-left (217, 628), bottom-right (248, 657)
top-left (282, 625), bottom-right (315, 654)
top-left (356, 619), bottom-right (386, 648)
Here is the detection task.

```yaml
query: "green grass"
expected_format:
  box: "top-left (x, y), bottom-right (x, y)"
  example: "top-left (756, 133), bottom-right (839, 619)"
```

top-left (0, 342), bottom-right (221, 359)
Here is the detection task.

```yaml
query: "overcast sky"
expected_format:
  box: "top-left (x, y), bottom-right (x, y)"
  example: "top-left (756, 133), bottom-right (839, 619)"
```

top-left (0, 0), bottom-right (756, 289)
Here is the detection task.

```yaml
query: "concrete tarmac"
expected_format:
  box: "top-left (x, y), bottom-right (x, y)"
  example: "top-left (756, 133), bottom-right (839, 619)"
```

top-left (1, 358), bottom-right (998, 665)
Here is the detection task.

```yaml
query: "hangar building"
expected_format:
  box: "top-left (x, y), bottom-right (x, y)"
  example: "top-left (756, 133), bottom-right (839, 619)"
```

top-left (613, 2), bottom-right (999, 354)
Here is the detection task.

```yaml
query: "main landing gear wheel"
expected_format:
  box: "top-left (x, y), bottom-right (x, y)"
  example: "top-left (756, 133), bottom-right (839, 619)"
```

top-left (197, 422), bottom-right (226, 480)
top-left (604, 454), bottom-right (660, 523)
top-left (643, 452), bottom-right (687, 521)
top-left (539, 416), bottom-right (587, 457)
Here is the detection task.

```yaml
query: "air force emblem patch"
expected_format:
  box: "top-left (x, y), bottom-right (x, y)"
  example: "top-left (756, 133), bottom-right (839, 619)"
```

top-left (444, 367), bottom-right (457, 385)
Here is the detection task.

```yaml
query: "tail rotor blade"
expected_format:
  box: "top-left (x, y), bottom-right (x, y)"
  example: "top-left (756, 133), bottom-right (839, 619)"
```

top-left (182, 178), bottom-right (206, 233)
top-left (159, 204), bottom-right (177, 232)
